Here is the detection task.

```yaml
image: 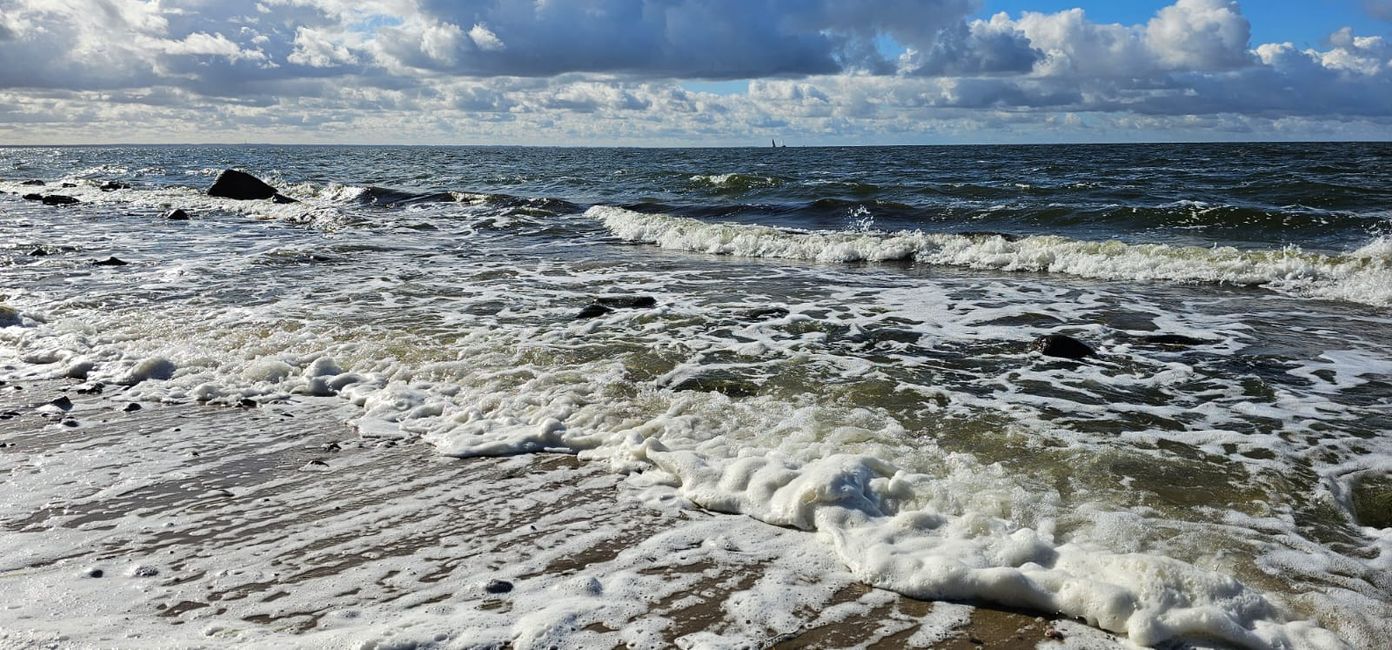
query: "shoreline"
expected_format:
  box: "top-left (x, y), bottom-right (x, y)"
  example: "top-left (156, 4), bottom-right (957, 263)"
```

top-left (0, 378), bottom-right (1102, 648)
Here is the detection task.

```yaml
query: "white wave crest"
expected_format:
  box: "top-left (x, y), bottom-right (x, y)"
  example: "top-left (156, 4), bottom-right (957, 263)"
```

top-left (588, 205), bottom-right (1392, 308)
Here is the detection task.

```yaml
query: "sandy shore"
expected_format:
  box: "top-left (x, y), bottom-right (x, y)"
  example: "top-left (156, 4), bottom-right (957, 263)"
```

top-left (0, 379), bottom-right (1118, 649)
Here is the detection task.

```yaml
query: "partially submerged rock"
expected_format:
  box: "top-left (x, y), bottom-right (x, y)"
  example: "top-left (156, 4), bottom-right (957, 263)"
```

top-left (93, 256), bottom-right (128, 267)
top-left (207, 169), bottom-right (296, 203)
top-left (1351, 474), bottom-right (1392, 529)
top-left (41, 195), bottom-right (80, 206)
top-left (595, 295), bottom-right (657, 309)
top-left (165, 208), bottom-right (189, 220)
top-left (575, 304), bottom-right (613, 320)
top-left (1032, 333), bottom-right (1096, 360)
top-left (742, 307), bottom-right (790, 321)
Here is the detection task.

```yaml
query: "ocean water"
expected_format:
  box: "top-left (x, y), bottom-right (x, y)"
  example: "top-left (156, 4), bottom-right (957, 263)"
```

top-left (2, 143), bottom-right (1390, 648)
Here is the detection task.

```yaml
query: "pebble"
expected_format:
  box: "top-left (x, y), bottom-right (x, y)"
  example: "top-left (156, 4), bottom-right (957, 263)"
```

top-left (484, 579), bottom-right (513, 594)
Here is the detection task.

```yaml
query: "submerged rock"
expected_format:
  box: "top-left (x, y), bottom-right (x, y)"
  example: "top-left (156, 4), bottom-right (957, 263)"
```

top-left (575, 304), bottom-right (613, 320)
top-left (595, 295), bottom-right (657, 309)
top-left (98, 181), bottom-right (130, 192)
top-left (41, 195), bottom-right (80, 206)
top-left (741, 307), bottom-right (790, 321)
top-left (28, 247), bottom-right (50, 257)
top-left (93, 256), bottom-right (128, 266)
top-left (1032, 333), bottom-right (1096, 360)
top-left (208, 169), bottom-right (285, 201)
top-left (1351, 474), bottom-right (1392, 529)
top-left (164, 208), bottom-right (189, 221)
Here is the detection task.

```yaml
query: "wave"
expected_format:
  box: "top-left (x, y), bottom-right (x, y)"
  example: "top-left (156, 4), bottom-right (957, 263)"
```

top-left (588, 205), bottom-right (1392, 308)
top-left (688, 172), bottom-right (785, 193)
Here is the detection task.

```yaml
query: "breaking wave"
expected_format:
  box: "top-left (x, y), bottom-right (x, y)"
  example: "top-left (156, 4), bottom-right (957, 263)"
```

top-left (589, 205), bottom-right (1392, 308)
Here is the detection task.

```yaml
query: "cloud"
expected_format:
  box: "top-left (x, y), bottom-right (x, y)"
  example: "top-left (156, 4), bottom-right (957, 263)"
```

top-left (0, 0), bottom-right (1388, 144)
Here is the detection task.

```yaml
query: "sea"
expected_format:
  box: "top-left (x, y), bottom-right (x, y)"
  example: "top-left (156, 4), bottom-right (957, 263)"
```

top-left (1, 142), bottom-right (1390, 648)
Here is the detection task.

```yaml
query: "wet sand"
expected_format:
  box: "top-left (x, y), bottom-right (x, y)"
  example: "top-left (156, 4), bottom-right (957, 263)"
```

top-left (0, 379), bottom-right (1113, 649)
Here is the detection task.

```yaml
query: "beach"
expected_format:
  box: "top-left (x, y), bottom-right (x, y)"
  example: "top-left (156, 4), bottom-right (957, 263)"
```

top-left (1, 143), bottom-right (1390, 648)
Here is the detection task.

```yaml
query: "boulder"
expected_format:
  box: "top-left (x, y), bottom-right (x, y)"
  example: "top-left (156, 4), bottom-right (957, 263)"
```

top-left (595, 296), bottom-right (657, 309)
top-left (164, 208), bottom-right (189, 221)
top-left (22, 193), bottom-right (42, 201)
top-left (1032, 333), bottom-right (1096, 360)
top-left (208, 169), bottom-right (281, 201)
top-left (41, 195), bottom-right (80, 206)
top-left (93, 256), bottom-right (128, 267)
top-left (20, 180), bottom-right (44, 186)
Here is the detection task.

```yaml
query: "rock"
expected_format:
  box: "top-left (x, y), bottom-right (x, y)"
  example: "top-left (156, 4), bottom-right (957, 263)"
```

top-left (131, 566), bottom-right (159, 578)
top-left (1350, 474), bottom-right (1392, 529)
top-left (238, 398), bottom-right (258, 409)
top-left (28, 247), bottom-right (50, 257)
top-left (1032, 333), bottom-right (1096, 360)
top-left (484, 579), bottom-right (513, 594)
top-left (164, 208), bottom-right (189, 221)
top-left (61, 419), bottom-right (79, 427)
top-left (85, 568), bottom-right (104, 578)
top-left (93, 256), bottom-right (128, 266)
top-left (50, 396), bottom-right (73, 410)
top-left (20, 180), bottom-right (45, 186)
top-left (0, 410), bottom-right (20, 420)
top-left (270, 193), bottom-right (298, 204)
top-left (60, 182), bottom-right (77, 188)
top-left (122, 403), bottom-right (142, 413)
top-left (76, 383), bottom-right (105, 395)
top-left (595, 296), bottom-right (657, 309)
top-left (41, 195), bottom-right (80, 206)
top-left (207, 169), bottom-right (280, 201)
top-left (667, 371), bottom-right (760, 398)
top-left (22, 193), bottom-right (42, 201)
top-left (575, 304), bottom-right (613, 320)
top-left (742, 307), bottom-right (790, 321)
top-left (98, 181), bottom-right (130, 191)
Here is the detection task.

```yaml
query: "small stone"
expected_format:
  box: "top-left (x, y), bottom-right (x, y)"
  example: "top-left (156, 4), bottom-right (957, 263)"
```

top-left (50, 396), bottom-right (74, 410)
top-left (238, 398), bottom-right (258, 408)
top-left (61, 419), bottom-right (79, 427)
top-left (1032, 333), bottom-right (1096, 360)
top-left (131, 566), bottom-right (159, 578)
top-left (86, 568), bottom-right (104, 578)
top-left (122, 403), bottom-right (142, 413)
top-left (484, 579), bottom-right (513, 594)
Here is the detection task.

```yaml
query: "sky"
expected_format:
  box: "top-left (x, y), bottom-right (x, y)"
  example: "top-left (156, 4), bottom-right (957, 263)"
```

top-left (0, 0), bottom-right (1390, 145)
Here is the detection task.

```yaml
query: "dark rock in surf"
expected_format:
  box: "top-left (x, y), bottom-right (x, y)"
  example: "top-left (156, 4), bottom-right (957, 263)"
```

top-left (271, 193), bottom-right (298, 204)
top-left (484, 579), bottom-right (513, 594)
top-left (99, 181), bottom-right (130, 192)
top-left (576, 304), bottom-right (613, 320)
top-left (60, 182), bottom-right (77, 189)
top-left (22, 193), bottom-right (42, 201)
top-left (122, 402), bottom-right (142, 413)
top-left (595, 295), bottom-right (657, 309)
top-left (207, 169), bottom-right (281, 201)
top-left (164, 208), bottom-right (189, 221)
top-left (1032, 333), bottom-right (1096, 360)
top-left (742, 307), bottom-right (790, 321)
top-left (93, 256), bottom-right (128, 267)
top-left (41, 195), bottom-right (80, 206)
top-left (28, 247), bottom-right (50, 257)
top-left (20, 180), bottom-right (44, 186)
top-left (50, 396), bottom-right (73, 410)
